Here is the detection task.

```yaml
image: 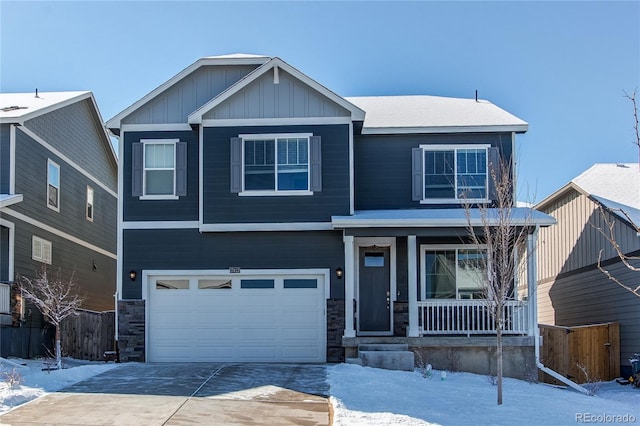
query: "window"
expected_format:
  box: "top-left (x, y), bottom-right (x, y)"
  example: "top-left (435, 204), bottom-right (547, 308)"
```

top-left (198, 279), bottom-right (232, 289)
top-left (32, 236), bottom-right (52, 264)
top-left (86, 186), bottom-right (94, 221)
top-left (131, 139), bottom-right (187, 199)
top-left (230, 134), bottom-right (322, 195)
top-left (156, 279), bottom-right (189, 290)
top-left (47, 159), bottom-right (60, 211)
top-left (421, 247), bottom-right (487, 299)
top-left (240, 279), bottom-right (274, 289)
top-left (414, 145), bottom-right (492, 203)
top-left (283, 279), bottom-right (317, 289)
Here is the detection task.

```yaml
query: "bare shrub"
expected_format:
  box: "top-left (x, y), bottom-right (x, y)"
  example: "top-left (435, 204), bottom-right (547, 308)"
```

top-left (446, 348), bottom-right (461, 373)
top-left (576, 363), bottom-right (601, 396)
top-left (1, 368), bottom-right (23, 388)
top-left (413, 349), bottom-right (433, 379)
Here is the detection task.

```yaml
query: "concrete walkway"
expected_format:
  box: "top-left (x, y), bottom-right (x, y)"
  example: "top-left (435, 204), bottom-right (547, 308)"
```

top-left (0, 363), bottom-right (330, 425)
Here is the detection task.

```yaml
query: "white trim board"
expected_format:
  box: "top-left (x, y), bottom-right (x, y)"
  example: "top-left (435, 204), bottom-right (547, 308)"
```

top-left (2, 208), bottom-right (116, 260)
top-left (361, 125), bottom-right (528, 135)
top-left (0, 219), bottom-right (15, 281)
top-left (199, 222), bottom-right (333, 232)
top-left (120, 124), bottom-right (193, 132)
top-left (123, 221), bottom-right (199, 230)
top-left (16, 127), bottom-right (117, 198)
top-left (201, 117), bottom-right (352, 127)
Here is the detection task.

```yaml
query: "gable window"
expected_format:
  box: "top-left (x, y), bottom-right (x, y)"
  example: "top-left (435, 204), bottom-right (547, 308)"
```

top-left (32, 236), bottom-right (52, 264)
top-left (230, 134), bottom-right (321, 195)
top-left (421, 246), bottom-right (487, 300)
top-left (413, 145), bottom-right (495, 203)
top-left (86, 186), bottom-right (94, 221)
top-left (47, 159), bottom-right (60, 211)
top-left (131, 139), bottom-right (187, 199)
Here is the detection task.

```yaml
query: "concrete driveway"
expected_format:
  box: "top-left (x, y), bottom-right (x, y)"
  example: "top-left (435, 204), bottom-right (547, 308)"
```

top-left (0, 363), bottom-right (330, 425)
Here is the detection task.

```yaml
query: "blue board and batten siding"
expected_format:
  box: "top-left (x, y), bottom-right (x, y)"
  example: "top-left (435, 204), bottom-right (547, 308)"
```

top-left (123, 131), bottom-right (199, 222)
top-left (0, 124), bottom-right (10, 194)
top-left (354, 132), bottom-right (513, 210)
top-left (203, 124), bottom-right (350, 223)
top-left (122, 229), bottom-right (344, 300)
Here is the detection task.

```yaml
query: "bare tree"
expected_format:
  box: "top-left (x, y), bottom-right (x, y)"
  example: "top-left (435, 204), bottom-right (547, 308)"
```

top-left (19, 266), bottom-right (84, 369)
top-left (594, 90), bottom-right (640, 298)
top-left (463, 157), bottom-right (533, 405)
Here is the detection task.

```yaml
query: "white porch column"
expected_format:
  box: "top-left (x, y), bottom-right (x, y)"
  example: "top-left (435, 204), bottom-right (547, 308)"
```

top-left (343, 235), bottom-right (356, 338)
top-left (526, 227), bottom-right (539, 337)
top-left (407, 235), bottom-right (420, 337)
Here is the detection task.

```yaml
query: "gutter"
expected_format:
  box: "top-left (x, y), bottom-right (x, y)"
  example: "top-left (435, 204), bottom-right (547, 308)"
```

top-left (529, 225), bottom-right (589, 395)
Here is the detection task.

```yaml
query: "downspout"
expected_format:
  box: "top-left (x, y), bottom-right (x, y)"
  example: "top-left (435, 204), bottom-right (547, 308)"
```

top-left (529, 225), bottom-right (589, 395)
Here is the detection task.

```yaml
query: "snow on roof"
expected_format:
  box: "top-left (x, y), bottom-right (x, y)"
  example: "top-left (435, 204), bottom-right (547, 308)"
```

top-left (0, 91), bottom-right (90, 122)
top-left (572, 163), bottom-right (640, 228)
top-left (346, 95), bottom-right (528, 134)
top-left (332, 207), bottom-right (555, 228)
top-left (0, 194), bottom-right (23, 208)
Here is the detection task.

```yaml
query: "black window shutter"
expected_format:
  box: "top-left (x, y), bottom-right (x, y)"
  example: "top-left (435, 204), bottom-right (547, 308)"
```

top-left (310, 136), bottom-right (322, 192)
top-left (131, 142), bottom-right (143, 196)
top-left (488, 147), bottom-right (501, 201)
top-left (230, 137), bottom-right (242, 193)
top-left (411, 148), bottom-right (423, 201)
top-left (175, 142), bottom-right (187, 196)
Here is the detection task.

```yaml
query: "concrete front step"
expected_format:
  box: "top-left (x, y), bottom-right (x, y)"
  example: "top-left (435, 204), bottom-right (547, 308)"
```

top-left (358, 350), bottom-right (414, 371)
top-left (345, 357), bottom-right (364, 366)
top-left (358, 343), bottom-right (409, 352)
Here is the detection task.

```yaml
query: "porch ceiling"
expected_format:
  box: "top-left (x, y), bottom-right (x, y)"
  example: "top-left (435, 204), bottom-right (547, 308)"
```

top-left (331, 208), bottom-right (556, 229)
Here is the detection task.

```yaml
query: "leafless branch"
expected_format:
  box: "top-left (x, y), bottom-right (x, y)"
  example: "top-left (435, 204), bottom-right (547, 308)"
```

top-left (623, 89), bottom-right (640, 168)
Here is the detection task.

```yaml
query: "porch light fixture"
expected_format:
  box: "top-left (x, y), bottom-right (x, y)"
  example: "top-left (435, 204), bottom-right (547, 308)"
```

top-left (129, 270), bottom-right (137, 281)
top-left (335, 267), bottom-right (344, 279)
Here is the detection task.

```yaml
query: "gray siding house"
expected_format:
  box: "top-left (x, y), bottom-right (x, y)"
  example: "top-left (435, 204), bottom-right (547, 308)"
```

top-left (0, 91), bottom-right (117, 357)
top-left (107, 54), bottom-right (553, 376)
top-left (536, 163), bottom-right (640, 375)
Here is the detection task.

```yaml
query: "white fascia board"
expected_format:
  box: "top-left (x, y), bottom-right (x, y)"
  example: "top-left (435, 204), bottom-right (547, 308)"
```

top-left (331, 216), bottom-right (556, 228)
top-left (199, 222), bottom-right (334, 232)
top-left (0, 194), bottom-right (23, 208)
top-left (86, 92), bottom-right (118, 167)
top-left (201, 117), bottom-right (352, 127)
top-left (120, 123), bottom-right (193, 132)
top-left (361, 124), bottom-right (529, 135)
top-left (189, 58), bottom-right (366, 124)
top-left (123, 221), bottom-right (199, 230)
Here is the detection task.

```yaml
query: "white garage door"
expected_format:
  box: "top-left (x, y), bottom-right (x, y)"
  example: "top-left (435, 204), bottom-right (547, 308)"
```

top-left (147, 272), bottom-right (326, 363)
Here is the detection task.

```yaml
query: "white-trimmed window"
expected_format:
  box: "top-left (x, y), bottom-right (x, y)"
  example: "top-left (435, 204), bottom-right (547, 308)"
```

top-left (420, 246), bottom-right (487, 300)
top-left (131, 139), bottom-right (187, 199)
top-left (47, 159), bottom-right (60, 211)
top-left (413, 145), bottom-right (494, 203)
top-left (32, 236), bottom-right (52, 264)
top-left (230, 133), bottom-right (321, 196)
top-left (86, 186), bottom-right (94, 221)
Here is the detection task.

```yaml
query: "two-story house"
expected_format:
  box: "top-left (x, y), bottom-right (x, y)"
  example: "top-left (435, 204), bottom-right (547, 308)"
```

top-left (0, 91), bottom-right (117, 358)
top-left (107, 54), bottom-right (553, 377)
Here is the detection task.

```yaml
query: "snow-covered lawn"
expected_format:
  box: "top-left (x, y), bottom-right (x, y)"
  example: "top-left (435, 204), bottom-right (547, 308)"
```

top-left (2, 359), bottom-right (638, 425)
top-left (0, 357), bottom-right (120, 414)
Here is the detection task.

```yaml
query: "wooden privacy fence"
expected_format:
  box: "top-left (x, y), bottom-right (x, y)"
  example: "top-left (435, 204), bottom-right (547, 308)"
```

top-left (60, 310), bottom-right (115, 361)
top-left (539, 322), bottom-right (620, 384)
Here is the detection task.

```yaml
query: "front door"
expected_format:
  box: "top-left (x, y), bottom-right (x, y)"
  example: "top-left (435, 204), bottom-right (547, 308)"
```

top-left (358, 246), bottom-right (392, 334)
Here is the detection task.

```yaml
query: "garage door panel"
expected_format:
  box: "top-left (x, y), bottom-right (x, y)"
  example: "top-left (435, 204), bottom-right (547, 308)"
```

top-left (148, 273), bottom-right (326, 362)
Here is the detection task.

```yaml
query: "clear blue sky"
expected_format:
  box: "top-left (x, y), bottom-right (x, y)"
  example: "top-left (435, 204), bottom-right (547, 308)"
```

top-left (1, 1), bottom-right (638, 201)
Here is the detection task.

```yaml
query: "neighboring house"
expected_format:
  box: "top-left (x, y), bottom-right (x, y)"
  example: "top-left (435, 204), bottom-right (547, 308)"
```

top-left (536, 163), bottom-right (640, 376)
top-left (107, 54), bottom-right (553, 376)
top-left (0, 91), bottom-right (118, 357)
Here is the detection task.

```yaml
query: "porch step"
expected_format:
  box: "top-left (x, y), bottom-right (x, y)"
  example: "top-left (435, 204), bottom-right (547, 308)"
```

top-left (354, 344), bottom-right (414, 371)
top-left (358, 350), bottom-right (414, 371)
top-left (345, 357), bottom-right (363, 366)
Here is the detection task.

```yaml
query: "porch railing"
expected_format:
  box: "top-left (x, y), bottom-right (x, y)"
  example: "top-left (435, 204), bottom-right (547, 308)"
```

top-left (0, 283), bottom-right (10, 314)
top-left (418, 299), bottom-right (528, 336)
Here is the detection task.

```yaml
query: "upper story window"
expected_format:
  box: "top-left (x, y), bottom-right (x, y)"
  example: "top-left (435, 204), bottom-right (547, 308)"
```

top-left (413, 145), bottom-right (496, 204)
top-left (131, 139), bottom-right (187, 200)
top-left (86, 186), bottom-right (94, 221)
top-left (230, 133), bottom-right (322, 196)
top-left (32, 235), bottom-right (52, 264)
top-left (47, 159), bottom-right (60, 211)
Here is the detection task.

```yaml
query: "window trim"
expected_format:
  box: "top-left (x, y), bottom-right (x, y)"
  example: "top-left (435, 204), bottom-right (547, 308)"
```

top-left (140, 139), bottom-right (179, 200)
top-left (47, 159), bottom-right (60, 212)
top-left (32, 235), bottom-right (52, 264)
top-left (420, 244), bottom-right (487, 300)
top-left (418, 144), bottom-right (490, 204)
top-left (238, 133), bottom-right (313, 196)
top-left (86, 186), bottom-right (94, 222)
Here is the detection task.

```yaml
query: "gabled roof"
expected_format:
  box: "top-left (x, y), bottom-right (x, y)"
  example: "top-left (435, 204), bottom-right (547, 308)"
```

top-left (106, 54), bottom-right (272, 131)
top-left (0, 91), bottom-right (91, 123)
top-left (188, 57), bottom-right (365, 124)
top-left (346, 95), bottom-right (528, 134)
top-left (537, 163), bottom-right (640, 228)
